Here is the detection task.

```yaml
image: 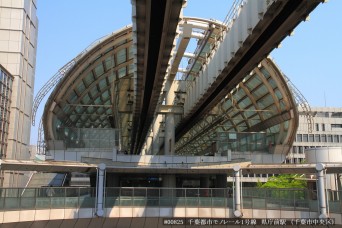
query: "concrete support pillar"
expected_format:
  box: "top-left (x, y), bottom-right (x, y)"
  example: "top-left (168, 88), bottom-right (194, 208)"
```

top-left (234, 165), bottom-right (242, 218)
top-left (112, 147), bottom-right (117, 161)
top-left (164, 113), bottom-right (175, 155)
top-left (141, 143), bottom-right (146, 155)
top-left (96, 163), bottom-right (106, 217)
top-left (316, 163), bottom-right (328, 219)
top-left (337, 174), bottom-right (341, 201)
top-left (152, 116), bottom-right (161, 155)
top-left (164, 79), bottom-right (176, 155)
top-left (162, 175), bottom-right (176, 197)
top-left (146, 135), bottom-right (153, 155)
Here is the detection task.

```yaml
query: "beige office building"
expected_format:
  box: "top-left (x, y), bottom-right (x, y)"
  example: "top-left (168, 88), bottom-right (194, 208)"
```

top-left (288, 107), bottom-right (342, 163)
top-left (0, 0), bottom-right (38, 186)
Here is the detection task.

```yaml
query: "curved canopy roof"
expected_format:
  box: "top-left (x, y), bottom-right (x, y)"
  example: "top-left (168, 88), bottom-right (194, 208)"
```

top-left (43, 26), bottom-right (134, 149)
top-left (42, 17), bottom-right (298, 156)
top-left (175, 58), bottom-right (298, 155)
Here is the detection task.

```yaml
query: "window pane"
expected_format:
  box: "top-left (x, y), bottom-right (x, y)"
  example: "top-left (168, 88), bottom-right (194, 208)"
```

top-left (245, 76), bottom-right (262, 91)
top-left (309, 134), bottom-right (314, 142)
top-left (76, 81), bottom-right (86, 94)
top-left (118, 67), bottom-right (127, 78)
top-left (252, 84), bottom-right (268, 99)
top-left (260, 67), bottom-right (271, 79)
top-left (84, 72), bottom-right (94, 86)
top-left (98, 78), bottom-right (107, 90)
top-left (296, 134), bottom-right (302, 142)
top-left (257, 94), bottom-right (274, 109)
top-left (105, 56), bottom-right (114, 69)
top-left (334, 135), bottom-right (339, 143)
top-left (116, 49), bottom-right (127, 65)
top-left (94, 64), bottom-right (104, 77)
top-left (321, 135), bottom-right (326, 142)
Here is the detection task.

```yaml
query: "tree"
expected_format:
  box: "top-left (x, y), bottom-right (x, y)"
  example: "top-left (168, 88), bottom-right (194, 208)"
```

top-left (258, 174), bottom-right (307, 189)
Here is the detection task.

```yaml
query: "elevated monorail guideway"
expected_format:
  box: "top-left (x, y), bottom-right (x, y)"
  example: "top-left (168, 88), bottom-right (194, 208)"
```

top-left (130, 0), bottom-right (184, 154)
top-left (34, 0), bottom-right (324, 157)
top-left (175, 0), bottom-right (324, 141)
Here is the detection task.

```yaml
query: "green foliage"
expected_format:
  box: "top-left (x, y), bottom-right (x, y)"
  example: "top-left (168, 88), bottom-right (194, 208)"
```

top-left (256, 179), bottom-right (263, 188)
top-left (259, 174), bottom-right (307, 189)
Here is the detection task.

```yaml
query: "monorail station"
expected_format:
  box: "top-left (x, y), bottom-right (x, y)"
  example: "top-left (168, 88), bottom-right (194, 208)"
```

top-left (1, 0), bottom-right (341, 226)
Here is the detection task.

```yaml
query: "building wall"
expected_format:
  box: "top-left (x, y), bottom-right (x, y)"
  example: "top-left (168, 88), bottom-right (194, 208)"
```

top-left (0, 65), bottom-right (14, 186)
top-left (0, 65), bottom-right (13, 158)
top-left (0, 0), bottom-right (38, 187)
top-left (288, 107), bottom-right (342, 163)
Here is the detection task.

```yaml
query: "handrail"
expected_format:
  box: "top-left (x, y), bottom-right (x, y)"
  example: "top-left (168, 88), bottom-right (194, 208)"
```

top-left (271, 58), bottom-right (314, 133)
top-left (0, 187), bottom-right (334, 214)
top-left (223, 0), bottom-right (244, 26)
top-left (31, 32), bottom-right (115, 126)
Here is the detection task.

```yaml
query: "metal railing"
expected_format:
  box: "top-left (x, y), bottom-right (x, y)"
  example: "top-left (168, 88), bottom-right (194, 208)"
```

top-left (0, 187), bottom-right (341, 214)
top-left (0, 187), bottom-right (96, 210)
top-left (223, 0), bottom-right (244, 26)
top-left (242, 188), bottom-right (317, 212)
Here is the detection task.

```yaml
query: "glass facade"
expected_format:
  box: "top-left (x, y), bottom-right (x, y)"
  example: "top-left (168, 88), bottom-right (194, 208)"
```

top-left (54, 128), bottom-right (120, 149)
top-left (45, 28), bottom-right (133, 152)
top-left (0, 65), bottom-right (13, 158)
top-left (176, 59), bottom-right (296, 155)
top-left (43, 19), bottom-right (298, 157)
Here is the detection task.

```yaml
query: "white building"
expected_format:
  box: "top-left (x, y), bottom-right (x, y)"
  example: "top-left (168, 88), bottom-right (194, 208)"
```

top-left (288, 107), bottom-right (342, 164)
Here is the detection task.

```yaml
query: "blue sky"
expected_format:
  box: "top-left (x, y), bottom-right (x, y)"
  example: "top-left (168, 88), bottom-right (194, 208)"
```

top-left (32, 0), bottom-right (342, 143)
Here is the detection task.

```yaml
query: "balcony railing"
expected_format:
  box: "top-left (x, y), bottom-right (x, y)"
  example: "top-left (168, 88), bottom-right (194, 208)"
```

top-left (0, 187), bottom-right (341, 214)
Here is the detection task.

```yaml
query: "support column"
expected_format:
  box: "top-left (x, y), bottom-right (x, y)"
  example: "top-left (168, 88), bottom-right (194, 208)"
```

top-left (164, 113), bottom-right (175, 155)
top-left (316, 163), bottom-right (328, 219)
top-left (112, 147), bottom-right (117, 161)
top-left (152, 116), bottom-right (162, 155)
top-left (337, 174), bottom-right (341, 201)
top-left (234, 165), bottom-right (242, 218)
top-left (164, 80), bottom-right (176, 155)
top-left (162, 175), bottom-right (176, 197)
top-left (96, 163), bottom-right (106, 217)
top-left (145, 135), bottom-right (153, 155)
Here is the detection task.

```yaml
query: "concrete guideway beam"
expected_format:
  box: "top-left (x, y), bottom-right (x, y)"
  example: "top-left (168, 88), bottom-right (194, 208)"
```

top-left (176, 0), bottom-right (324, 141)
top-left (130, 0), bottom-right (184, 154)
top-left (170, 23), bottom-right (193, 77)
